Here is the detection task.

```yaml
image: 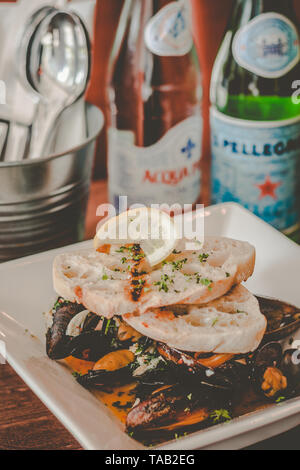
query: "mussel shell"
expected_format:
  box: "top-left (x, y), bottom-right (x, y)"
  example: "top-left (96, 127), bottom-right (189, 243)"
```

top-left (157, 343), bottom-right (234, 392)
top-left (281, 349), bottom-right (300, 391)
top-left (126, 382), bottom-right (232, 433)
top-left (252, 342), bottom-right (282, 371)
top-left (67, 330), bottom-right (115, 362)
top-left (134, 367), bottom-right (174, 387)
top-left (256, 296), bottom-right (300, 341)
top-left (46, 302), bottom-right (86, 360)
top-left (77, 366), bottom-right (132, 389)
top-left (218, 361), bottom-right (250, 390)
top-left (82, 312), bottom-right (102, 332)
top-left (251, 342), bottom-right (283, 394)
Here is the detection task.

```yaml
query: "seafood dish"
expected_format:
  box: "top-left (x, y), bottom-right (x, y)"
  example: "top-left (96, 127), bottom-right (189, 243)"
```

top-left (45, 209), bottom-right (300, 445)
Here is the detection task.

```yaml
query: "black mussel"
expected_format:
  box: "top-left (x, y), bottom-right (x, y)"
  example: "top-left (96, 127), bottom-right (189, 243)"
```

top-left (47, 300), bottom-right (121, 361)
top-left (257, 296), bottom-right (300, 342)
top-left (126, 384), bottom-right (183, 431)
top-left (67, 330), bottom-right (115, 361)
top-left (134, 381), bottom-right (175, 402)
top-left (77, 367), bottom-right (132, 389)
top-left (126, 382), bottom-right (231, 433)
top-left (134, 365), bottom-right (174, 387)
top-left (252, 342), bottom-right (282, 371)
top-left (252, 342), bottom-right (288, 399)
top-left (280, 349), bottom-right (300, 393)
top-left (77, 349), bottom-right (135, 389)
top-left (218, 360), bottom-right (251, 391)
top-left (46, 301), bottom-right (86, 360)
top-left (82, 312), bottom-right (102, 332)
top-left (157, 343), bottom-right (234, 392)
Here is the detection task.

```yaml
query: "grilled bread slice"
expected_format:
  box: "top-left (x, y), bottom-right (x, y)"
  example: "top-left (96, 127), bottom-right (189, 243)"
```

top-left (53, 237), bottom-right (255, 318)
top-left (125, 285), bottom-right (267, 354)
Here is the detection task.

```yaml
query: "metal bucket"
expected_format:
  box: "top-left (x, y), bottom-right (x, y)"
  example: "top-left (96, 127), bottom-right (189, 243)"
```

top-left (0, 103), bottom-right (104, 262)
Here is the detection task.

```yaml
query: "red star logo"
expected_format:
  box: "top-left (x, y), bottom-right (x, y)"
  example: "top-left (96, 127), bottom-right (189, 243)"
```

top-left (255, 176), bottom-right (281, 200)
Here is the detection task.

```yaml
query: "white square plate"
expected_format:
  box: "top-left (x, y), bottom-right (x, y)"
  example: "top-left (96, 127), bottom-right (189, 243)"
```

top-left (1, 203), bottom-right (300, 450)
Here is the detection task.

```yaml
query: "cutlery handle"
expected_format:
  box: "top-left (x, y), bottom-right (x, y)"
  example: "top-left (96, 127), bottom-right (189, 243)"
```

top-left (28, 101), bottom-right (62, 160)
top-left (0, 121), bottom-right (9, 160)
top-left (3, 122), bottom-right (29, 161)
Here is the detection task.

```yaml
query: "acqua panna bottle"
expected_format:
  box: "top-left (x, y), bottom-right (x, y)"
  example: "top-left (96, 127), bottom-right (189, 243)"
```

top-left (107, 0), bottom-right (203, 210)
top-left (210, 0), bottom-right (300, 241)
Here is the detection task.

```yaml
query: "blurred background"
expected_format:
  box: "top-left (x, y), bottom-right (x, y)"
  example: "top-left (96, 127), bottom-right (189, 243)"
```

top-left (5, 0), bottom-right (299, 180)
top-left (84, 0), bottom-right (300, 179)
top-left (1, 0), bottom-right (299, 258)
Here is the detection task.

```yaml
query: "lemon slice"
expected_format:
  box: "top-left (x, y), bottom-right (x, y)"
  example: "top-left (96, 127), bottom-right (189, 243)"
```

top-left (94, 207), bottom-right (179, 266)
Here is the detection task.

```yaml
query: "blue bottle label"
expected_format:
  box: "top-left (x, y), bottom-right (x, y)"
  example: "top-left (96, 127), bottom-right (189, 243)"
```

top-left (233, 13), bottom-right (300, 78)
top-left (211, 107), bottom-right (300, 232)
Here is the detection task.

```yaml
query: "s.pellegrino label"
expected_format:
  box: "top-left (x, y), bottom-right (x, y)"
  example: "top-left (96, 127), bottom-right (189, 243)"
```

top-left (211, 107), bottom-right (300, 232)
top-left (233, 13), bottom-right (300, 79)
top-left (144, 0), bottom-right (193, 57)
top-left (108, 116), bottom-right (202, 209)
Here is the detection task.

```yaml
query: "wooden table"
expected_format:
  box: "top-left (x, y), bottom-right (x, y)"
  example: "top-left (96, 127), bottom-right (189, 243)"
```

top-left (0, 180), bottom-right (299, 450)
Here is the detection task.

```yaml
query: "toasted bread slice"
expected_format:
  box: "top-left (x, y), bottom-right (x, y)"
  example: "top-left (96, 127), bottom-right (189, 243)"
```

top-left (53, 237), bottom-right (255, 318)
top-left (125, 285), bottom-right (267, 354)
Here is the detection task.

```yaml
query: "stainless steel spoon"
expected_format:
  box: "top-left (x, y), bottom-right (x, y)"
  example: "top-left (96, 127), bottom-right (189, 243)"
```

top-left (26, 9), bottom-right (90, 159)
top-left (2, 6), bottom-right (55, 162)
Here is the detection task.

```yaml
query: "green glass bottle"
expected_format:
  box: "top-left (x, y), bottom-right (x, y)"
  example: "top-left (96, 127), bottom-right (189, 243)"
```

top-left (210, 0), bottom-right (300, 241)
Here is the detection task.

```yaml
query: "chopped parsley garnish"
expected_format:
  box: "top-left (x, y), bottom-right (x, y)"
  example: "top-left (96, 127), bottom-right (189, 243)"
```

top-left (117, 245), bottom-right (145, 263)
top-left (199, 253), bottom-right (209, 263)
top-left (103, 317), bottom-right (118, 339)
top-left (194, 274), bottom-right (213, 290)
top-left (200, 278), bottom-right (213, 290)
top-left (171, 258), bottom-right (188, 271)
top-left (134, 337), bottom-right (154, 355)
top-left (162, 258), bottom-right (188, 271)
top-left (172, 249), bottom-right (182, 254)
top-left (116, 246), bottom-right (127, 253)
top-left (53, 297), bottom-right (70, 311)
top-left (104, 318), bottom-right (111, 335)
top-left (210, 409), bottom-right (232, 423)
top-left (212, 318), bottom-right (219, 327)
top-left (226, 272), bottom-right (231, 278)
top-left (154, 274), bottom-right (174, 292)
top-left (102, 274), bottom-right (108, 281)
top-left (72, 372), bottom-right (82, 379)
top-left (276, 396), bottom-right (286, 403)
top-left (132, 253), bottom-right (145, 262)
